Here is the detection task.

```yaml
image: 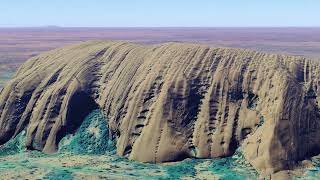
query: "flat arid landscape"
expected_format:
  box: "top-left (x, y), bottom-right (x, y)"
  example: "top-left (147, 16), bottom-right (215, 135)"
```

top-left (1, 1), bottom-right (320, 180)
top-left (1, 27), bottom-right (320, 71)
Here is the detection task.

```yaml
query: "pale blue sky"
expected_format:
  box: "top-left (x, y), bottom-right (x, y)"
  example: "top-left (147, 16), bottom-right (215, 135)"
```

top-left (1, 0), bottom-right (319, 27)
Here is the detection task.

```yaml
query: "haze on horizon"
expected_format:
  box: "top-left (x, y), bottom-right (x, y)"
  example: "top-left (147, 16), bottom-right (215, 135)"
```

top-left (1, 0), bottom-right (320, 27)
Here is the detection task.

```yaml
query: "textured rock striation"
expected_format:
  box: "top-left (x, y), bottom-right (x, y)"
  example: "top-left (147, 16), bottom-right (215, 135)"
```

top-left (0, 41), bottom-right (319, 175)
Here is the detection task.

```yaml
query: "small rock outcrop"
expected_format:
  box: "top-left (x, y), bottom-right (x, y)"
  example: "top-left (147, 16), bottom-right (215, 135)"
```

top-left (0, 41), bottom-right (319, 175)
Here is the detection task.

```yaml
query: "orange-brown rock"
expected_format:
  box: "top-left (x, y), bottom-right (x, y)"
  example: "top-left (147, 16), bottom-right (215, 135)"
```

top-left (0, 41), bottom-right (319, 175)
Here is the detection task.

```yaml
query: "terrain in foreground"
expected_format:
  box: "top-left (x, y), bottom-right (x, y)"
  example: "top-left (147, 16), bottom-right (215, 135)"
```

top-left (0, 110), bottom-right (318, 180)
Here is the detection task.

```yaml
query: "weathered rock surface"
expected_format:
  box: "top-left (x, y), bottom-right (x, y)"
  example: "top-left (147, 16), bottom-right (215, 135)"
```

top-left (0, 41), bottom-right (319, 175)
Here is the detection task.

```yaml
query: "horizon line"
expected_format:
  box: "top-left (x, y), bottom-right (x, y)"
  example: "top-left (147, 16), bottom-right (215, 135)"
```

top-left (1, 26), bottom-right (320, 29)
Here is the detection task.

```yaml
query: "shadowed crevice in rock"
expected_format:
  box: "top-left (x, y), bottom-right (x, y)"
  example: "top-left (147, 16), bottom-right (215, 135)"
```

top-left (56, 91), bottom-right (99, 146)
top-left (0, 82), bottom-right (35, 145)
top-left (183, 78), bottom-right (205, 128)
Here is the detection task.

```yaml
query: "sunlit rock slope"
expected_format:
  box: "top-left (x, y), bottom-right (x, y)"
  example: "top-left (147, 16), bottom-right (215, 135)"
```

top-left (0, 41), bottom-right (319, 175)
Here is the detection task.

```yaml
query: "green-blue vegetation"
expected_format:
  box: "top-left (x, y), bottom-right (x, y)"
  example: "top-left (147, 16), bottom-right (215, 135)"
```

top-left (59, 110), bottom-right (116, 155)
top-left (43, 169), bottom-right (74, 180)
top-left (0, 130), bottom-right (26, 156)
top-left (0, 70), bottom-right (15, 88)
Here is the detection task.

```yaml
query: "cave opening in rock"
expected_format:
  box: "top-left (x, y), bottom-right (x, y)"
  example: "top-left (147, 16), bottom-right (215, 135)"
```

top-left (56, 91), bottom-right (99, 146)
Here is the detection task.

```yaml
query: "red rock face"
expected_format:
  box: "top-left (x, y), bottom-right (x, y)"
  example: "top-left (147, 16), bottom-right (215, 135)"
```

top-left (0, 41), bottom-right (319, 176)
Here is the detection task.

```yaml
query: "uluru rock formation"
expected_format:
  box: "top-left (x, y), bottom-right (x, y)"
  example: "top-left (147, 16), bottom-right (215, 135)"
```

top-left (0, 41), bottom-right (319, 176)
